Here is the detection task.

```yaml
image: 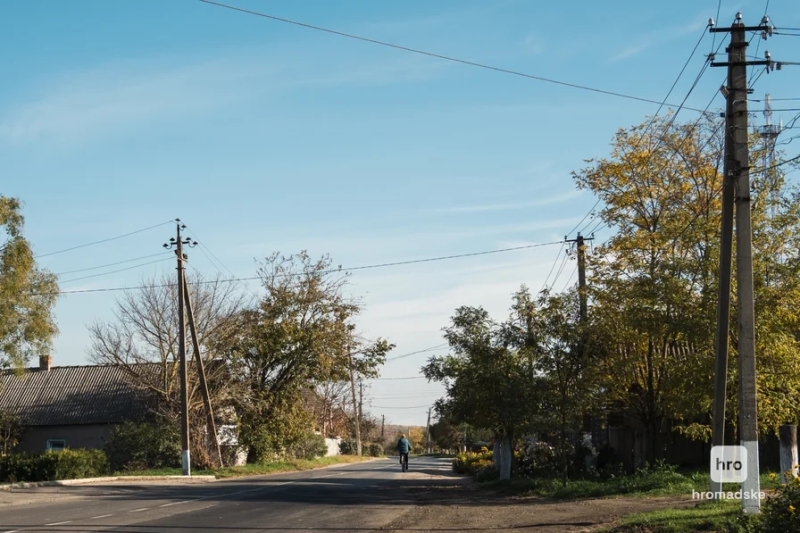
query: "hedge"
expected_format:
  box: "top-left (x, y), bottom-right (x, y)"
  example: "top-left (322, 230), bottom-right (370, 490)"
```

top-left (0, 449), bottom-right (109, 483)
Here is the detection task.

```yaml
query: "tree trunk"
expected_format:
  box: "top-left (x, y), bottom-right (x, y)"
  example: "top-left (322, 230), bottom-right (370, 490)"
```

top-left (494, 437), bottom-right (512, 480)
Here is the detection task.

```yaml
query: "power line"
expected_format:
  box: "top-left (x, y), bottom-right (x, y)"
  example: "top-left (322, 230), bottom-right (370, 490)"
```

top-left (372, 376), bottom-right (427, 381)
top-left (183, 225), bottom-right (261, 299)
top-left (58, 257), bottom-right (172, 284)
top-left (53, 252), bottom-right (171, 276)
top-left (369, 404), bottom-right (431, 410)
top-left (197, 0), bottom-right (710, 113)
top-left (566, 28), bottom-right (715, 244)
top-left (548, 248), bottom-right (571, 291)
top-left (561, 265), bottom-right (578, 292)
top-left (41, 240), bottom-right (563, 296)
top-left (538, 243), bottom-right (565, 294)
top-left (566, 199), bottom-right (601, 238)
top-left (35, 220), bottom-right (174, 259)
top-left (386, 344), bottom-right (448, 362)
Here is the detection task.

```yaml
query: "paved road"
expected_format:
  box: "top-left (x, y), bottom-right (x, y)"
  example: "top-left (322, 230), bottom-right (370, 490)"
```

top-left (0, 456), bottom-right (463, 533)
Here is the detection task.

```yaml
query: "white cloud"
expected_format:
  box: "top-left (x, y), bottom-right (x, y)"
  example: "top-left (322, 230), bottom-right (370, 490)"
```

top-left (524, 34), bottom-right (544, 55)
top-left (0, 50), bottom-right (452, 145)
top-left (429, 189), bottom-right (582, 214)
top-left (610, 44), bottom-right (648, 63)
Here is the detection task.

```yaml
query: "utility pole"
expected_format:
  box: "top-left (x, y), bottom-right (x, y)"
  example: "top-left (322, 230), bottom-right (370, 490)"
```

top-left (710, 12), bottom-right (777, 513)
top-left (183, 275), bottom-right (223, 468)
top-left (347, 333), bottom-right (362, 456)
top-left (381, 415), bottom-right (385, 441)
top-left (424, 407), bottom-right (432, 453)
top-left (710, 59), bottom-right (736, 498)
top-left (358, 380), bottom-right (363, 430)
top-left (564, 232), bottom-right (594, 323)
top-left (164, 219), bottom-right (196, 476)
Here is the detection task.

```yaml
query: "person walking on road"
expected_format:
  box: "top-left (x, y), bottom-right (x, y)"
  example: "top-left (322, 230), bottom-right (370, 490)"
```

top-left (397, 434), bottom-right (411, 471)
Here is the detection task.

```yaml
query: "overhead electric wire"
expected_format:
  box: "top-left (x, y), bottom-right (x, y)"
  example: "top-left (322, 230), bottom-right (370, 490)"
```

top-left (711, 0), bottom-right (723, 52)
top-left (386, 344), bottom-right (448, 362)
top-left (749, 0), bottom-right (771, 81)
top-left (641, 26), bottom-right (709, 145)
top-left (183, 225), bottom-right (261, 299)
top-left (372, 375), bottom-right (427, 381)
top-left (369, 404), bottom-right (431, 410)
top-left (58, 257), bottom-right (172, 284)
top-left (197, 0), bottom-right (709, 113)
top-left (564, 28), bottom-right (714, 244)
top-left (53, 252), bottom-right (171, 276)
top-left (548, 248), bottom-right (571, 291)
top-left (41, 240), bottom-right (564, 296)
top-left (538, 243), bottom-right (565, 294)
top-left (561, 265), bottom-right (578, 292)
top-left (35, 220), bottom-right (174, 259)
top-left (566, 199), bottom-right (601, 239)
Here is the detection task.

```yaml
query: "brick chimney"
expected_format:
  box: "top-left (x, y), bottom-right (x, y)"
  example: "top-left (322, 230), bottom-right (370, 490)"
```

top-left (39, 355), bottom-right (52, 371)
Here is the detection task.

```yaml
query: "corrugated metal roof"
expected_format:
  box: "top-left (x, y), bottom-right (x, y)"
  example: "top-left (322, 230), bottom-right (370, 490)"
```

top-left (0, 364), bottom-right (159, 426)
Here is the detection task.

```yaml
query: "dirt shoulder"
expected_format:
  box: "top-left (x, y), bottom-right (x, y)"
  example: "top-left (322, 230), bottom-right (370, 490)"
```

top-left (386, 466), bottom-right (697, 532)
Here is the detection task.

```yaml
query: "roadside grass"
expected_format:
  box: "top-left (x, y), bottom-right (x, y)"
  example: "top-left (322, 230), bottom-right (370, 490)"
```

top-left (602, 500), bottom-right (742, 533)
top-left (115, 455), bottom-right (376, 479)
top-left (482, 468), bottom-right (781, 500)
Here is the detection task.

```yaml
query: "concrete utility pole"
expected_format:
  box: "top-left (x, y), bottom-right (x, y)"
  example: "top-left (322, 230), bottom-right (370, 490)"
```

top-left (164, 219), bottom-right (196, 476)
top-left (564, 232), bottom-right (594, 323)
top-left (710, 13), bottom-right (778, 513)
top-left (424, 407), bottom-right (432, 453)
top-left (347, 336), bottom-right (362, 456)
top-left (183, 275), bottom-right (223, 468)
top-left (710, 62), bottom-right (736, 499)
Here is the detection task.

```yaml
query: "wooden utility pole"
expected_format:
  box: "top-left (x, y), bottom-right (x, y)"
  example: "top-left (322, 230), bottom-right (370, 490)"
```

top-left (183, 275), bottom-right (223, 468)
top-left (564, 232), bottom-right (593, 323)
top-left (381, 415), bottom-right (385, 440)
top-left (164, 219), bottom-right (195, 476)
top-left (710, 13), bottom-right (777, 513)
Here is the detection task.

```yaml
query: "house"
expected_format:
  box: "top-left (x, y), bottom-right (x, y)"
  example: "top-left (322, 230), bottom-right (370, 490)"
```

top-left (0, 356), bottom-right (156, 454)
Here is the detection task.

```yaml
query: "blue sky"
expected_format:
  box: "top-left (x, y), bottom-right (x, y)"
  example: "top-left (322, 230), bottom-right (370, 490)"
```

top-left (2, 0), bottom-right (798, 425)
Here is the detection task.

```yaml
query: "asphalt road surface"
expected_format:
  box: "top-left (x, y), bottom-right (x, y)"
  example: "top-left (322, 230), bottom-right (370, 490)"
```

top-left (0, 456), bottom-right (465, 533)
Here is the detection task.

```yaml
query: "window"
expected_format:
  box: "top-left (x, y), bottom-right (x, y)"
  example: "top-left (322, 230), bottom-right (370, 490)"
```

top-left (46, 439), bottom-right (66, 452)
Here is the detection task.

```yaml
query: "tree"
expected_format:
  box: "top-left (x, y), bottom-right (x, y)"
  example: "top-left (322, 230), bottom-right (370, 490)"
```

top-left (88, 271), bottom-right (248, 467)
top-left (429, 417), bottom-right (463, 452)
top-left (215, 251), bottom-right (392, 462)
top-left (0, 411), bottom-right (22, 455)
top-left (310, 381), bottom-right (351, 437)
top-left (342, 330), bottom-right (394, 455)
top-left (574, 113), bottom-right (800, 458)
top-left (423, 303), bottom-right (537, 480)
top-left (0, 197), bottom-right (59, 367)
top-left (529, 289), bottom-right (597, 485)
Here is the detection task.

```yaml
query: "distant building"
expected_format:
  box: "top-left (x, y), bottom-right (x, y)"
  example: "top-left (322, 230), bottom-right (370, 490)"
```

top-left (0, 356), bottom-right (156, 453)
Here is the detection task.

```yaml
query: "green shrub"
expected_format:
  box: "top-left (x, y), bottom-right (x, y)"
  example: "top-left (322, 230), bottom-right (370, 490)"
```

top-left (0, 449), bottom-right (109, 483)
top-left (288, 433), bottom-right (328, 460)
top-left (339, 439), bottom-right (357, 455)
top-left (453, 448), bottom-right (494, 476)
top-left (368, 443), bottom-right (384, 457)
top-left (754, 472), bottom-right (800, 533)
top-left (104, 419), bottom-right (181, 472)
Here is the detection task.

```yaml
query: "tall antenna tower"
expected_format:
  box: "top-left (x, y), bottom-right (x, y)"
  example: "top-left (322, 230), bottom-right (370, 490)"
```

top-left (759, 94), bottom-right (782, 220)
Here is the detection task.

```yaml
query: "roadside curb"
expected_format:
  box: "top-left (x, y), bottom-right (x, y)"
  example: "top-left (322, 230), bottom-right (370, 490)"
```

top-left (212, 457), bottom-right (385, 482)
top-left (0, 458), bottom-right (385, 490)
top-left (0, 475), bottom-right (217, 491)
